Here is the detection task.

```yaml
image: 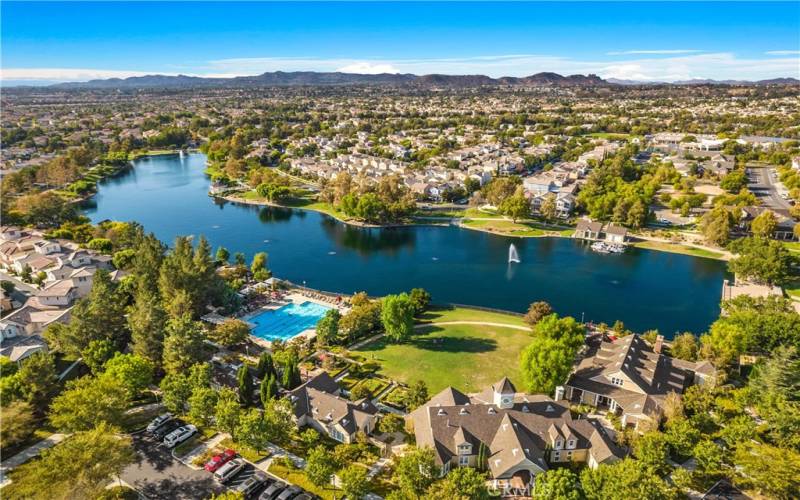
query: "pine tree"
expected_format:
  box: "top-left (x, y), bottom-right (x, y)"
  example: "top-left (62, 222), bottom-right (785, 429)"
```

top-left (162, 314), bottom-right (205, 374)
top-left (256, 352), bottom-right (276, 379)
top-left (128, 288), bottom-right (167, 369)
top-left (260, 374), bottom-right (278, 407)
top-left (281, 358), bottom-right (301, 390)
top-left (132, 232), bottom-right (165, 295)
top-left (237, 365), bottom-right (253, 406)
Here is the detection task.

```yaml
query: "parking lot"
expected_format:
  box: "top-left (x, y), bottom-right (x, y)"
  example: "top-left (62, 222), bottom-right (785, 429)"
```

top-left (122, 424), bottom-right (313, 500)
top-left (121, 433), bottom-right (227, 499)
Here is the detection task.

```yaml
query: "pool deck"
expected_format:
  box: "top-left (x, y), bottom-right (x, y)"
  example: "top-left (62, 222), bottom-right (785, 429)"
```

top-left (243, 292), bottom-right (348, 349)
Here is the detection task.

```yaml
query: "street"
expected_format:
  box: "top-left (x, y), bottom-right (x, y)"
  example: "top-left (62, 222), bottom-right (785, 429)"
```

top-left (747, 166), bottom-right (792, 210)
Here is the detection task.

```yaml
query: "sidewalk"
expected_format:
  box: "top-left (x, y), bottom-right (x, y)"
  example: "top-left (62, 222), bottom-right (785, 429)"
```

top-left (178, 433), bottom-right (227, 470)
top-left (0, 433), bottom-right (67, 488)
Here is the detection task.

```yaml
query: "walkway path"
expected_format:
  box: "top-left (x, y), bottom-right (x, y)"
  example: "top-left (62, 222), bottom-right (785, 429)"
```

top-left (179, 433), bottom-right (226, 470)
top-left (0, 433), bottom-right (67, 488)
top-left (414, 321), bottom-right (529, 331)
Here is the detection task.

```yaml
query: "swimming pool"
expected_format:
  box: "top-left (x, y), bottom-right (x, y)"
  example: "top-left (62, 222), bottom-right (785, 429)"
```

top-left (248, 301), bottom-right (333, 342)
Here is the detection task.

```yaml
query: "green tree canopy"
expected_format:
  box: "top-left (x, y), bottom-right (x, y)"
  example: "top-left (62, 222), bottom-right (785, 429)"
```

top-left (381, 293), bottom-right (415, 343)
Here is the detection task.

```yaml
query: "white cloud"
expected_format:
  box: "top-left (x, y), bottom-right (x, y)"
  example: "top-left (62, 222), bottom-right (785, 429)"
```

top-left (4, 52), bottom-right (799, 84)
top-left (606, 50), bottom-right (702, 56)
top-left (765, 50), bottom-right (800, 56)
top-left (336, 62), bottom-right (400, 74)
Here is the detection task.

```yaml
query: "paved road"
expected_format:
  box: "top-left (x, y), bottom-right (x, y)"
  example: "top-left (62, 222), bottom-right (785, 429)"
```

top-left (121, 434), bottom-right (225, 500)
top-left (748, 166), bottom-right (791, 210)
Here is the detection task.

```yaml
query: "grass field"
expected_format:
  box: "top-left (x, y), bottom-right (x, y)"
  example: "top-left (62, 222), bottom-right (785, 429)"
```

top-left (418, 305), bottom-right (527, 326)
top-left (461, 218), bottom-right (574, 238)
top-left (783, 241), bottom-right (800, 254)
top-left (632, 240), bottom-right (725, 260)
top-left (354, 308), bottom-right (530, 393)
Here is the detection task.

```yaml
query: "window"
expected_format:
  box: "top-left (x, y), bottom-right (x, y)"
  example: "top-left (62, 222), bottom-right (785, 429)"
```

top-left (554, 439), bottom-right (563, 450)
top-left (330, 429), bottom-right (345, 442)
top-left (567, 451), bottom-right (574, 460)
top-left (610, 377), bottom-right (624, 387)
top-left (459, 455), bottom-right (469, 466)
top-left (567, 439), bottom-right (576, 449)
top-left (553, 451), bottom-right (561, 461)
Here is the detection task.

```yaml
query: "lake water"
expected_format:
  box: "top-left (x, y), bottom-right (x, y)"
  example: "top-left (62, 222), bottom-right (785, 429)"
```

top-left (82, 153), bottom-right (728, 337)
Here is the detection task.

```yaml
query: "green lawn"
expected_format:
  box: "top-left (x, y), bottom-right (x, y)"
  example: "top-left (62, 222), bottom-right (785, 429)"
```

top-left (785, 279), bottom-right (800, 300)
top-left (783, 241), bottom-right (800, 254)
top-left (461, 218), bottom-right (574, 238)
top-left (418, 305), bottom-right (527, 327)
top-left (632, 240), bottom-right (725, 260)
top-left (268, 463), bottom-right (343, 500)
top-left (354, 321), bottom-right (530, 394)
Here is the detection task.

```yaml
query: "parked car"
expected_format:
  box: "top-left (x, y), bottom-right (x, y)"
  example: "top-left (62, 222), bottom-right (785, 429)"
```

top-left (214, 458), bottom-right (246, 484)
top-left (276, 486), bottom-right (303, 500)
top-left (152, 419), bottom-right (183, 440)
top-left (293, 494), bottom-right (314, 500)
top-left (259, 482), bottom-right (287, 500)
top-left (163, 425), bottom-right (197, 448)
top-left (234, 472), bottom-right (269, 498)
top-left (146, 413), bottom-right (173, 434)
top-left (204, 449), bottom-right (237, 473)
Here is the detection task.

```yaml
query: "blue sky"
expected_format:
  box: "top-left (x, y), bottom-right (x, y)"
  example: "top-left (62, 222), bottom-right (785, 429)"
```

top-left (2, 1), bottom-right (799, 84)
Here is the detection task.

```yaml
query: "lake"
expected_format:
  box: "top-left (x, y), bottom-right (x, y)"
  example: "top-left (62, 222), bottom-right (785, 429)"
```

top-left (82, 153), bottom-right (728, 337)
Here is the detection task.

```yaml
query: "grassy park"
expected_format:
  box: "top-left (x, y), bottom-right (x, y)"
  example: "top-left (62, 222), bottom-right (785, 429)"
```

top-left (461, 218), bottom-right (574, 238)
top-left (354, 306), bottom-right (530, 393)
top-left (632, 240), bottom-right (726, 260)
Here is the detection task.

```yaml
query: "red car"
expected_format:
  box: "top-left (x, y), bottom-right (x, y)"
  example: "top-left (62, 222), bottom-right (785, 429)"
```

top-left (204, 449), bottom-right (237, 472)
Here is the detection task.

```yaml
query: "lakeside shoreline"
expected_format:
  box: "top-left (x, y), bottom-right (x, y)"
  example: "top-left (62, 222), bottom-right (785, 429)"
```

top-left (218, 192), bottom-right (730, 261)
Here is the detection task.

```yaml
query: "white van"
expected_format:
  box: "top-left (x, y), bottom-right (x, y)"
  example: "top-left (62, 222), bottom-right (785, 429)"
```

top-left (214, 458), bottom-right (245, 483)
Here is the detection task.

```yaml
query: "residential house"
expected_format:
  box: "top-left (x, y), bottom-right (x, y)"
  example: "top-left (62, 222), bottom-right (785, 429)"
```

top-left (289, 372), bottom-right (379, 443)
top-left (410, 378), bottom-right (622, 491)
top-left (574, 220), bottom-right (603, 240)
top-left (562, 334), bottom-right (711, 429)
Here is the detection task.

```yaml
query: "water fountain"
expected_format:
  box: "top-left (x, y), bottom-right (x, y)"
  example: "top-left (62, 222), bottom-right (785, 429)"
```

top-left (508, 243), bottom-right (521, 264)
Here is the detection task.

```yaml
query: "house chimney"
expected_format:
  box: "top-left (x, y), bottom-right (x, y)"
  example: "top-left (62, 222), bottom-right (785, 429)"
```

top-left (654, 335), bottom-right (664, 354)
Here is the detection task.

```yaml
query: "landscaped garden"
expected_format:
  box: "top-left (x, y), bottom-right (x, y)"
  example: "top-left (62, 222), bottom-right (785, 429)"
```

top-left (354, 307), bottom-right (531, 393)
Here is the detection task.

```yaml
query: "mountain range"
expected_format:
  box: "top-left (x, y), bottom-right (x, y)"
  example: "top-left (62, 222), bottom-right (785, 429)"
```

top-left (48, 71), bottom-right (800, 89)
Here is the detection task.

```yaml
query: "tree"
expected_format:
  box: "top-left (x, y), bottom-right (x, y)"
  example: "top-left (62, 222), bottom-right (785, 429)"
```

top-left (256, 352), bottom-right (276, 379)
top-left (406, 380), bottom-right (429, 410)
top-left (720, 170), bottom-right (748, 193)
top-left (533, 468), bottom-right (581, 500)
top-left (160, 372), bottom-right (192, 413)
top-left (524, 301), bottom-right (553, 326)
top-left (427, 467), bottom-right (489, 499)
top-left (381, 293), bottom-right (415, 343)
top-left (281, 358), bottom-right (301, 390)
top-left (693, 439), bottom-right (723, 483)
top-left (377, 413), bottom-right (405, 434)
top-left (729, 236), bottom-right (795, 286)
top-left (580, 458), bottom-right (678, 500)
top-left (128, 288), bottom-right (167, 368)
top-left (751, 210), bottom-right (778, 238)
top-left (339, 464), bottom-right (370, 500)
top-left (250, 252), bottom-right (268, 276)
top-left (81, 339), bottom-right (117, 375)
top-left (260, 374), bottom-right (279, 406)
top-left (699, 206), bottom-right (734, 246)
top-left (188, 386), bottom-right (218, 427)
top-left (215, 388), bottom-right (241, 436)
top-left (0, 401), bottom-right (36, 450)
top-left (633, 432), bottom-right (671, 474)
top-left (670, 332), bottom-right (698, 361)
top-left (664, 417), bottom-right (701, 457)
top-left (408, 288), bottom-right (432, 315)
top-left (306, 446), bottom-right (337, 488)
top-left (539, 193), bottom-right (557, 222)
top-left (499, 191), bottom-right (530, 222)
top-left (102, 353), bottom-right (154, 398)
top-left (261, 398), bottom-right (294, 445)
top-left (16, 352), bottom-right (58, 413)
top-left (234, 252), bottom-right (246, 266)
top-left (315, 309), bottom-right (341, 347)
top-left (393, 447), bottom-right (439, 496)
top-left (733, 442), bottom-right (800, 499)
top-left (749, 346), bottom-right (800, 402)
top-left (162, 314), bottom-right (206, 374)
top-left (215, 246), bottom-right (230, 265)
top-left (4, 423), bottom-right (135, 500)
top-left (46, 270), bottom-right (129, 357)
top-left (235, 408), bottom-right (270, 452)
top-left (237, 365), bottom-right (254, 406)
top-left (214, 319), bottom-right (250, 347)
top-left (49, 376), bottom-right (129, 432)
top-left (520, 336), bottom-right (576, 394)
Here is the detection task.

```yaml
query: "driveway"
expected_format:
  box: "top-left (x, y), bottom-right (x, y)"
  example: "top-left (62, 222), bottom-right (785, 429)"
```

top-left (120, 434), bottom-right (225, 499)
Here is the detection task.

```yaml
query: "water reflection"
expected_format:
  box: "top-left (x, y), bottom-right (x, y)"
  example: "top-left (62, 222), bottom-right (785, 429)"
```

top-left (320, 218), bottom-right (416, 256)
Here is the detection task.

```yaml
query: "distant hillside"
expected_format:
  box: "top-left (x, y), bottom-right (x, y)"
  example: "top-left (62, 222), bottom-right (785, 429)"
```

top-left (608, 77), bottom-right (799, 86)
top-left (51, 71), bottom-right (610, 89)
